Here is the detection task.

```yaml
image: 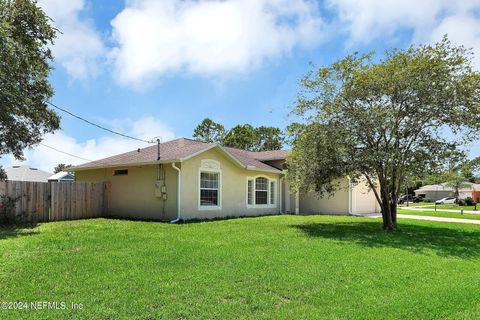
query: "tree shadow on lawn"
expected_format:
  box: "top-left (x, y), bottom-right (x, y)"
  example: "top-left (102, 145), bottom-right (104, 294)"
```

top-left (292, 221), bottom-right (480, 259)
top-left (0, 223), bottom-right (39, 241)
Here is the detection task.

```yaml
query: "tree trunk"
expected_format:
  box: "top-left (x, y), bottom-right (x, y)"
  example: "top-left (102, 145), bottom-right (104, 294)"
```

top-left (380, 187), bottom-right (397, 231)
top-left (371, 175), bottom-right (398, 231)
top-left (390, 201), bottom-right (397, 229)
top-left (384, 207), bottom-right (395, 231)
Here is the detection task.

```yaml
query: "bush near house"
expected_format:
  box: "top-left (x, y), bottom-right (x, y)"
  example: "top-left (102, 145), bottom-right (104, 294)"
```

top-left (0, 195), bottom-right (21, 225)
top-left (464, 197), bottom-right (474, 206)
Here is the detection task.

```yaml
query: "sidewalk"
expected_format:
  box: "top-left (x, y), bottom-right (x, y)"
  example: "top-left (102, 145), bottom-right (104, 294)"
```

top-left (354, 212), bottom-right (480, 225)
top-left (397, 214), bottom-right (480, 225)
top-left (400, 206), bottom-right (480, 215)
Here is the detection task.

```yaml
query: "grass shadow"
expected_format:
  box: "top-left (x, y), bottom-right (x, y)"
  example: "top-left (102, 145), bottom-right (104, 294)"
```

top-left (0, 223), bottom-right (39, 240)
top-left (292, 221), bottom-right (480, 259)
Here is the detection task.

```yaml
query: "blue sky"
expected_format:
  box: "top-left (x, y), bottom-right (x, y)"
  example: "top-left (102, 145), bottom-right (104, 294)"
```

top-left (2, 0), bottom-right (480, 172)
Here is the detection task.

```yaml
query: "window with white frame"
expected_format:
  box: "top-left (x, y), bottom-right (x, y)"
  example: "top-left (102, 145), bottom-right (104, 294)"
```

top-left (200, 172), bottom-right (219, 207)
top-left (247, 180), bottom-right (253, 205)
top-left (247, 177), bottom-right (276, 207)
top-left (270, 181), bottom-right (275, 205)
top-left (255, 177), bottom-right (268, 205)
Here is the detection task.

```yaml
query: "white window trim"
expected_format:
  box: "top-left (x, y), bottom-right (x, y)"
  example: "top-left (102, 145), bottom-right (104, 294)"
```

top-left (198, 166), bottom-right (222, 211)
top-left (246, 176), bottom-right (277, 209)
top-left (270, 180), bottom-right (277, 206)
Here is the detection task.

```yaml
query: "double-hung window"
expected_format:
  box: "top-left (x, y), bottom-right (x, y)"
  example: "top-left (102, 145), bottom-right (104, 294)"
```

top-left (200, 172), bottom-right (220, 207)
top-left (255, 177), bottom-right (268, 205)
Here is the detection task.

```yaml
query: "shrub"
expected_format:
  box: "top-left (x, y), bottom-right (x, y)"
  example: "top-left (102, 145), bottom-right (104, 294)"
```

top-left (457, 199), bottom-right (466, 206)
top-left (0, 195), bottom-right (23, 225)
top-left (464, 197), bottom-right (474, 206)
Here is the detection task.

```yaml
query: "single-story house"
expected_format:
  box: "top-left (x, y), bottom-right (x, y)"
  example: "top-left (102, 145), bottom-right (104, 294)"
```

top-left (4, 165), bottom-right (52, 182)
top-left (414, 183), bottom-right (480, 201)
top-left (48, 171), bottom-right (75, 182)
top-left (71, 138), bottom-right (380, 221)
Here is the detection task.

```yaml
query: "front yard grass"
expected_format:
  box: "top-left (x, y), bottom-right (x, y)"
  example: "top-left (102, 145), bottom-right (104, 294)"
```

top-left (398, 208), bottom-right (480, 220)
top-left (1, 215), bottom-right (480, 319)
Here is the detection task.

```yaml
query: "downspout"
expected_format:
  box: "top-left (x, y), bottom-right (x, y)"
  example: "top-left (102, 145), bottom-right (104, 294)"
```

top-left (295, 191), bottom-right (300, 215)
top-left (170, 162), bottom-right (182, 223)
top-left (347, 177), bottom-right (353, 215)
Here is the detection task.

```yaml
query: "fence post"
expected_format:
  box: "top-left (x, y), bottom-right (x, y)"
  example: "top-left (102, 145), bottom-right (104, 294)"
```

top-left (103, 182), bottom-right (111, 217)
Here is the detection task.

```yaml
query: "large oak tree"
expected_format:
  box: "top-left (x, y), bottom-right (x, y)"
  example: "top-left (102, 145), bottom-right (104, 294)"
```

top-left (0, 0), bottom-right (60, 180)
top-left (288, 38), bottom-right (480, 230)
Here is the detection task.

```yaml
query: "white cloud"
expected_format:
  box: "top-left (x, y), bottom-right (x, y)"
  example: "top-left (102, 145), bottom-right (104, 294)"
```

top-left (39, 0), bottom-right (105, 79)
top-left (0, 117), bottom-right (175, 173)
top-left (327, 0), bottom-right (442, 43)
top-left (109, 0), bottom-right (324, 87)
top-left (429, 14), bottom-right (480, 68)
top-left (328, 0), bottom-right (480, 67)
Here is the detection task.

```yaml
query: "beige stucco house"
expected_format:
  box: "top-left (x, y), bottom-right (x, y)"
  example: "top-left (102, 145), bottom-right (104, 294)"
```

top-left (71, 138), bottom-right (380, 221)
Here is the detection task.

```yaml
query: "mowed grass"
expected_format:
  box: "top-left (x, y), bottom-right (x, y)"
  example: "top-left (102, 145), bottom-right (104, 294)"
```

top-left (398, 208), bottom-right (480, 220)
top-left (1, 215), bottom-right (480, 319)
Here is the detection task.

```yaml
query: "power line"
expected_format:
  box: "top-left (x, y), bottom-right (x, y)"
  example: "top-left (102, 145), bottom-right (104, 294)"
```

top-left (47, 101), bottom-right (155, 144)
top-left (39, 143), bottom-right (94, 162)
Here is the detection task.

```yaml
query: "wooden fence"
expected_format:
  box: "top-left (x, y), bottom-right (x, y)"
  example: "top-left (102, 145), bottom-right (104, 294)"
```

top-left (0, 180), bottom-right (110, 223)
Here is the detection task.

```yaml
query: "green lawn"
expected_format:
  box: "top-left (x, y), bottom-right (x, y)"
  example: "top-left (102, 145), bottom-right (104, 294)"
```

top-left (398, 208), bottom-right (480, 220)
top-left (1, 216), bottom-right (480, 319)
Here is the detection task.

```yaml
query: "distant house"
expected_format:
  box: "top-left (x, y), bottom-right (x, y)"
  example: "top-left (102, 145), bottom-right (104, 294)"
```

top-left (4, 165), bottom-right (52, 182)
top-left (48, 171), bottom-right (75, 182)
top-left (70, 137), bottom-right (380, 222)
top-left (414, 183), bottom-right (480, 201)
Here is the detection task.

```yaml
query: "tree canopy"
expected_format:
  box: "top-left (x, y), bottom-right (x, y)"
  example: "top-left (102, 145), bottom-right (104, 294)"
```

top-left (193, 118), bottom-right (225, 144)
top-left (0, 0), bottom-right (60, 179)
top-left (54, 163), bottom-right (72, 174)
top-left (254, 126), bottom-right (284, 151)
top-left (288, 37), bottom-right (480, 230)
top-left (223, 124), bottom-right (257, 150)
top-left (193, 118), bottom-right (285, 151)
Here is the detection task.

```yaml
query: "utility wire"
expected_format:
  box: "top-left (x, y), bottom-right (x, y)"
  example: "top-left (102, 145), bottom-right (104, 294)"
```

top-left (39, 143), bottom-right (94, 162)
top-left (47, 101), bottom-right (155, 144)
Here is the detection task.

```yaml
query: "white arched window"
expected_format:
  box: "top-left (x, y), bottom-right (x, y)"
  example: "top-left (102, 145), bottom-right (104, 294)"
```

top-left (247, 176), bottom-right (276, 208)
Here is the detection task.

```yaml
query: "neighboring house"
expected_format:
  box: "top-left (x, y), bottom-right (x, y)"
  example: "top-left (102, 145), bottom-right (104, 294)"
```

top-left (48, 171), bottom-right (75, 182)
top-left (414, 183), bottom-right (480, 201)
top-left (4, 165), bottom-right (52, 182)
top-left (71, 138), bottom-right (380, 221)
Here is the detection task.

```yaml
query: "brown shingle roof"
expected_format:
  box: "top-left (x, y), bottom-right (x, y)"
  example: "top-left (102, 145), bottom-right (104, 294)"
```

top-left (223, 147), bottom-right (285, 171)
top-left (71, 138), bottom-right (286, 173)
top-left (252, 150), bottom-right (289, 161)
